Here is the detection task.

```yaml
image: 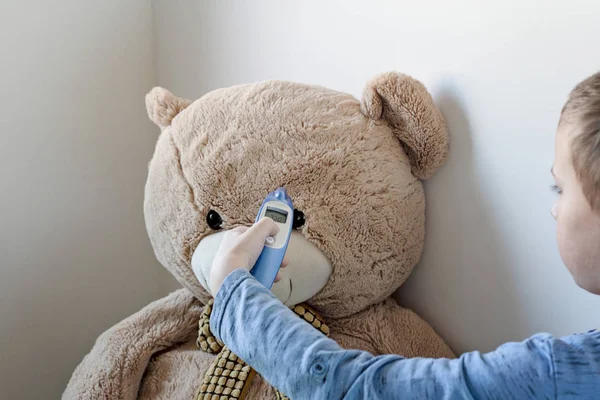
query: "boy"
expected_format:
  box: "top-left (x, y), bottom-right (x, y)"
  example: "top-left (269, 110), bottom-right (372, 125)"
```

top-left (208, 73), bottom-right (600, 399)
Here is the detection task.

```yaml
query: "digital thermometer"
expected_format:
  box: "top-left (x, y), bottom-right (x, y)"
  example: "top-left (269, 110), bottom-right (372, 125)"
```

top-left (251, 187), bottom-right (293, 288)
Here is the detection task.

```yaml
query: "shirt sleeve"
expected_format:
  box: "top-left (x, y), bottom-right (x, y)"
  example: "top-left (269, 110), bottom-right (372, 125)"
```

top-left (211, 269), bottom-right (600, 400)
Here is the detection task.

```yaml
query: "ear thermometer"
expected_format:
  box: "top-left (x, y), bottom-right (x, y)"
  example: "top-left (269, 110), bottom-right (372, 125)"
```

top-left (251, 187), bottom-right (293, 288)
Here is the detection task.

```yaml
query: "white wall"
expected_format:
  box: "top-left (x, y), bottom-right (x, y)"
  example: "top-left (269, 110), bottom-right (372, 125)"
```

top-left (152, 0), bottom-right (600, 353)
top-left (0, 2), bottom-right (167, 398)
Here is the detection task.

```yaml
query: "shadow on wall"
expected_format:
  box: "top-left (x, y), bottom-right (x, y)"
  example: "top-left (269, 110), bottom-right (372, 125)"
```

top-left (396, 79), bottom-right (530, 354)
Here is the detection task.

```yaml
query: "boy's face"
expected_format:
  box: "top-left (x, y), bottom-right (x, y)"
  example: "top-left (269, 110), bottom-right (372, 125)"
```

top-left (552, 124), bottom-right (600, 295)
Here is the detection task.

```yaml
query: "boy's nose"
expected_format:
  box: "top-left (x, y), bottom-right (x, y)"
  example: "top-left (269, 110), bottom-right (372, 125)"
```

top-left (551, 203), bottom-right (558, 220)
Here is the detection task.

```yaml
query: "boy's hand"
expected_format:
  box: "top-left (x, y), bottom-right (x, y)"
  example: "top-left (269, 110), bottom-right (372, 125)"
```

top-left (209, 218), bottom-right (288, 295)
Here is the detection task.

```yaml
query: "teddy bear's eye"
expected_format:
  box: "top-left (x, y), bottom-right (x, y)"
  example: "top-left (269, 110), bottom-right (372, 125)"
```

top-left (293, 209), bottom-right (305, 229)
top-left (206, 210), bottom-right (223, 230)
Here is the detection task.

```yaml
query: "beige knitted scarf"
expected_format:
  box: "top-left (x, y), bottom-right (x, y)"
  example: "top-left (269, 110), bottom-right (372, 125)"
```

top-left (196, 299), bottom-right (330, 400)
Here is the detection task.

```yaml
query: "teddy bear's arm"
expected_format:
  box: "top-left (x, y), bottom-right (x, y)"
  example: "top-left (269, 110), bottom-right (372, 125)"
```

top-left (63, 289), bottom-right (203, 400)
top-left (331, 298), bottom-right (455, 359)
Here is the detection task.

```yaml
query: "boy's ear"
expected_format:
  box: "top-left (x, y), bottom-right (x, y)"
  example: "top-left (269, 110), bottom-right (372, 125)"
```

top-left (361, 72), bottom-right (449, 179)
top-left (145, 87), bottom-right (192, 131)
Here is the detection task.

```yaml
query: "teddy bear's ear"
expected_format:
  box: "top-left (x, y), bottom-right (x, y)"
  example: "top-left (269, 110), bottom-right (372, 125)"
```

top-left (361, 72), bottom-right (449, 179)
top-left (145, 87), bottom-right (192, 130)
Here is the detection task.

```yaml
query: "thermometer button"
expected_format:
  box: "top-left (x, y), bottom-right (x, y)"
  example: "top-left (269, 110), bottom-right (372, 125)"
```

top-left (265, 236), bottom-right (276, 245)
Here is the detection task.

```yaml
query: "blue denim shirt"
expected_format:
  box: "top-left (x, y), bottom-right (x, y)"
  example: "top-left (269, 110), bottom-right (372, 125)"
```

top-left (211, 269), bottom-right (600, 399)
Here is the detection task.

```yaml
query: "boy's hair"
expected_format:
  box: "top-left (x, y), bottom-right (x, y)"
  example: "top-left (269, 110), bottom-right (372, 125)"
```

top-left (560, 71), bottom-right (600, 211)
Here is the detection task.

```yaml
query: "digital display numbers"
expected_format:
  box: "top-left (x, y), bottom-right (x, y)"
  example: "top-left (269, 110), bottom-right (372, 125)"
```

top-left (264, 207), bottom-right (288, 224)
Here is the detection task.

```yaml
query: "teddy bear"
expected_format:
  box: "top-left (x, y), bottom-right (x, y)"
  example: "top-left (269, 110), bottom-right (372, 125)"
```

top-left (64, 71), bottom-right (454, 400)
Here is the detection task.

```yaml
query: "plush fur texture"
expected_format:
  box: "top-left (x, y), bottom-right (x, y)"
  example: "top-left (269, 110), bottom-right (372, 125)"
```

top-left (145, 87), bottom-right (192, 131)
top-left (65, 72), bottom-right (453, 399)
top-left (64, 289), bottom-right (203, 399)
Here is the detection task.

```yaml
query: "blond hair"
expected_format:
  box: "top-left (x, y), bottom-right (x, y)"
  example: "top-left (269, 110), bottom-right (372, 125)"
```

top-left (560, 72), bottom-right (600, 211)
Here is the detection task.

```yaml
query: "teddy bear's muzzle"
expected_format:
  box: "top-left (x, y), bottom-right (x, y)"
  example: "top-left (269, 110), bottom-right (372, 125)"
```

top-left (192, 230), bottom-right (332, 305)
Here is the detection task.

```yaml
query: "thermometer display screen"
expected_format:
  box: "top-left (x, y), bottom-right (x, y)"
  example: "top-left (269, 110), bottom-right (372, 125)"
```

top-left (265, 208), bottom-right (288, 224)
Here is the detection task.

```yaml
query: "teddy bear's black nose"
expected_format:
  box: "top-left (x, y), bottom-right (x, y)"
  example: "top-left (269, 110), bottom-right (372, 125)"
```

top-left (206, 210), bottom-right (223, 230)
top-left (293, 209), bottom-right (305, 229)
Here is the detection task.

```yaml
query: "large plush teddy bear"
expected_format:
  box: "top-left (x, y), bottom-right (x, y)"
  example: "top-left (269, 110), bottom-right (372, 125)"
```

top-left (64, 72), bottom-right (454, 399)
